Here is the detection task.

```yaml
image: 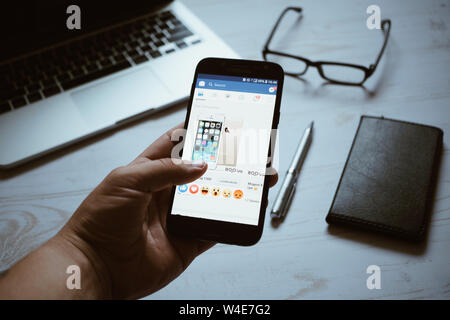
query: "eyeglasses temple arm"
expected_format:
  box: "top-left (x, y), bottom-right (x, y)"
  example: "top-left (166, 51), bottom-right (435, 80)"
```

top-left (369, 19), bottom-right (391, 75)
top-left (263, 7), bottom-right (302, 52)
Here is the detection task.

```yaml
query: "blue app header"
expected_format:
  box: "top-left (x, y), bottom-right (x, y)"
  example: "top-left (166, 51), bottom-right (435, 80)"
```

top-left (196, 73), bottom-right (278, 95)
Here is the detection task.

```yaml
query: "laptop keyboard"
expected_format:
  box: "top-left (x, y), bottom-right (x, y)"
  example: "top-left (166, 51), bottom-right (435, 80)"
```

top-left (0, 10), bottom-right (201, 114)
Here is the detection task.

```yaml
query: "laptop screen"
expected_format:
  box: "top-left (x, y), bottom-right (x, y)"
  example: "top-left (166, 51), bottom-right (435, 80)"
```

top-left (0, 0), bottom-right (170, 61)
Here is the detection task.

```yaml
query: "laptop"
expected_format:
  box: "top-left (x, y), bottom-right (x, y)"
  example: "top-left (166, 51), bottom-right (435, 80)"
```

top-left (0, 0), bottom-right (238, 169)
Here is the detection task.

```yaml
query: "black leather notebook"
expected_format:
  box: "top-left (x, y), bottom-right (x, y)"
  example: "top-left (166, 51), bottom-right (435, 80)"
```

top-left (326, 116), bottom-right (443, 241)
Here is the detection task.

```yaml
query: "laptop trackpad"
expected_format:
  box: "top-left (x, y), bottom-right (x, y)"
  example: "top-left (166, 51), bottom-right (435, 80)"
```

top-left (71, 67), bottom-right (172, 128)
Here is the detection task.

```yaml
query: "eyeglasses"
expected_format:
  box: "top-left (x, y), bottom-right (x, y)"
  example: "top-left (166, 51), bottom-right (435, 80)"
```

top-left (262, 7), bottom-right (391, 86)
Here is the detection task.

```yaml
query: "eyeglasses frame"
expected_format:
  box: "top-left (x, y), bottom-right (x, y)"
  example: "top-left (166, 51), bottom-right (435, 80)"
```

top-left (262, 7), bottom-right (391, 86)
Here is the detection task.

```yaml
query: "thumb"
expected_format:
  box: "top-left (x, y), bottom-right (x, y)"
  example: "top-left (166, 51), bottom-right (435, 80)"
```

top-left (113, 158), bottom-right (207, 192)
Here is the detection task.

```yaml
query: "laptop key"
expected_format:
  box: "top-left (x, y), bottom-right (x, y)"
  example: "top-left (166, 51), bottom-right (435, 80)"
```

top-left (113, 54), bottom-right (126, 64)
top-left (159, 11), bottom-right (175, 21)
top-left (58, 73), bottom-right (71, 84)
top-left (27, 82), bottom-right (42, 92)
top-left (70, 68), bottom-right (85, 78)
top-left (99, 59), bottom-right (112, 68)
top-left (42, 85), bottom-right (61, 98)
top-left (153, 40), bottom-right (164, 47)
top-left (45, 67), bottom-right (59, 78)
top-left (116, 43), bottom-right (128, 52)
top-left (170, 18), bottom-right (182, 26)
top-left (61, 60), bottom-right (132, 91)
top-left (127, 48), bottom-right (139, 57)
top-left (129, 40), bottom-right (139, 48)
top-left (8, 88), bottom-right (26, 100)
top-left (0, 85), bottom-right (16, 100)
top-left (155, 32), bottom-right (165, 40)
top-left (132, 55), bottom-right (148, 64)
top-left (0, 102), bottom-right (11, 114)
top-left (14, 76), bottom-right (30, 88)
top-left (42, 78), bottom-right (56, 88)
top-left (176, 41), bottom-right (187, 49)
top-left (140, 44), bottom-right (151, 52)
top-left (12, 97), bottom-right (27, 108)
top-left (158, 21), bottom-right (170, 30)
top-left (86, 63), bottom-right (99, 73)
top-left (103, 48), bottom-right (115, 57)
top-left (146, 27), bottom-right (156, 35)
top-left (27, 91), bottom-right (42, 103)
top-left (168, 26), bottom-right (189, 35)
top-left (148, 50), bottom-right (162, 59)
top-left (168, 30), bottom-right (193, 43)
top-left (143, 35), bottom-right (153, 43)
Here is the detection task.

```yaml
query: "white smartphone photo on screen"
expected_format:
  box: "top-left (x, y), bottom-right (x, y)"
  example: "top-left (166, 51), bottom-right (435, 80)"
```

top-left (192, 113), bottom-right (225, 170)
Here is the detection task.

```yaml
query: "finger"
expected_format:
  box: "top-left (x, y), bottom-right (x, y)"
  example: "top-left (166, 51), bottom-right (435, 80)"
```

top-left (197, 240), bottom-right (215, 255)
top-left (132, 122), bottom-right (184, 164)
top-left (122, 158), bottom-right (207, 192)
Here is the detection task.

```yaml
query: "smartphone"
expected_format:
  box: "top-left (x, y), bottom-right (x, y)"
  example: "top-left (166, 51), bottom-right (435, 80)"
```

top-left (167, 58), bottom-right (283, 246)
top-left (192, 114), bottom-right (224, 170)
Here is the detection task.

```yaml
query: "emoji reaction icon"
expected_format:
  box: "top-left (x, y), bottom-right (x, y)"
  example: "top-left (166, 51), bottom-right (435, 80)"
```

top-left (212, 187), bottom-right (220, 197)
top-left (233, 189), bottom-right (243, 199)
top-left (189, 184), bottom-right (199, 194)
top-left (200, 186), bottom-right (209, 195)
top-left (222, 189), bottom-right (232, 198)
top-left (178, 184), bottom-right (188, 193)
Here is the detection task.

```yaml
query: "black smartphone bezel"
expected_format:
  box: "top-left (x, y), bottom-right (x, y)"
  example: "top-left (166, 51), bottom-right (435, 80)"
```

top-left (166, 57), bottom-right (284, 246)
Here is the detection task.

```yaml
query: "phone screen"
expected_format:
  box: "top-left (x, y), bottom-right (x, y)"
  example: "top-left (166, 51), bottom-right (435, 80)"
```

top-left (170, 73), bottom-right (278, 226)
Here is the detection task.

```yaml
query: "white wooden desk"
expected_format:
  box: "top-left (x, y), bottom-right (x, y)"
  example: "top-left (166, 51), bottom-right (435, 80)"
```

top-left (1, 0), bottom-right (449, 299)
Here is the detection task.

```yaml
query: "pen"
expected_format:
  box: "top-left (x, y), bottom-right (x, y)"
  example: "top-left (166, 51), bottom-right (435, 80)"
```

top-left (270, 121), bottom-right (313, 219)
